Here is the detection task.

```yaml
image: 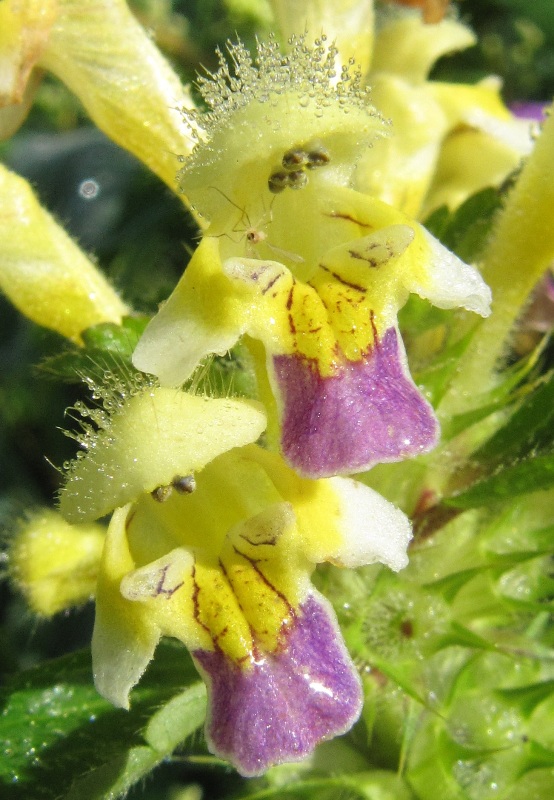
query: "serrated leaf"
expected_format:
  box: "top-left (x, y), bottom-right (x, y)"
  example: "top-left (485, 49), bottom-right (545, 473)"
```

top-left (423, 188), bottom-right (503, 263)
top-left (444, 454), bottom-right (554, 509)
top-left (38, 316), bottom-right (150, 383)
top-left (495, 680), bottom-right (554, 717)
top-left (442, 341), bottom-right (543, 440)
top-left (431, 622), bottom-right (497, 653)
top-left (424, 550), bottom-right (551, 602)
top-left (413, 327), bottom-right (475, 407)
top-left (474, 369), bottom-right (554, 463)
top-left (0, 643), bottom-right (206, 800)
top-left (80, 316), bottom-right (149, 355)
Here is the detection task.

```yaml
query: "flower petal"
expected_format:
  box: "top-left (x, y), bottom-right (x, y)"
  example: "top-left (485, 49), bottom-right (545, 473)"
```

top-left (271, 0), bottom-right (375, 77)
top-left (325, 476), bottom-right (412, 571)
top-left (273, 326), bottom-right (439, 478)
top-left (237, 446), bottom-right (412, 572)
top-left (0, 164), bottom-right (128, 342)
top-left (39, 0), bottom-right (198, 194)
top-left (408, 228), bottom-right (492, 317)
top-left (0, 0), bottom-right (56, 107)
top-left (319, 188), bottom-right (492, 319)
top-left (354, 75), bottom-right (448, 216)
top-left (371, 15), bottom-right (476, 84)
top-left (132, 237), bottom-right (247, 386)
top-left (193, 591), bottom-right (362, 777)
top-left (9, 509), bottom-right (105, 616)
top-left (59, 388), bottom-right (266, 523)
top-left (421, 127), bottom-right (528, 216)
top-left (92, 506), bottom-right (161, 709)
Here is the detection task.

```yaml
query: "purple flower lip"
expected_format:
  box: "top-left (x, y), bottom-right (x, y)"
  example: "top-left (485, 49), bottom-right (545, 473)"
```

top-left (193, 593), bottom-right (363, 777)
top-left (510, 102), bottom-right (549, 122)
top-left (274, 327), bottom-right (439, 478)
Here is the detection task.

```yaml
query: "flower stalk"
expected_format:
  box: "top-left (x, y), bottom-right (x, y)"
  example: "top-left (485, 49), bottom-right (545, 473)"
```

top-left (439, 106), bottom-right (554, 417)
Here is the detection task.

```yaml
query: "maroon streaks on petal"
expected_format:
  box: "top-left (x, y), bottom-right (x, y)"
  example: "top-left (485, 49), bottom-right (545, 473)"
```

top-left (318, 264), bottom-right (366, 293)
top-left (274, 327), bottom-right (439, 478)
top-left (193, 593), bottom-right (362, 777)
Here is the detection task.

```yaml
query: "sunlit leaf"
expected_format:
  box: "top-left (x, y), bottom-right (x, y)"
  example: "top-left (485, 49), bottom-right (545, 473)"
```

top-left (0, 643), bottom-right (206, 800)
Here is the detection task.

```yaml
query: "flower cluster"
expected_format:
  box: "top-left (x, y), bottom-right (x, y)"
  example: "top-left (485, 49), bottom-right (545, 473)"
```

top-left (2, 0), bottom-right (547, 782)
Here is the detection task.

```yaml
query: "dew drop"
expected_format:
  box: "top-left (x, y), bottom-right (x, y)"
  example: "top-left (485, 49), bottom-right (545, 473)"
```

top-left (78, 179), bottom-right (100, 200)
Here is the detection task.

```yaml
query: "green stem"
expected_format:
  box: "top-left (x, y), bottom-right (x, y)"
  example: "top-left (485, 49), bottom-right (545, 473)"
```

top-left (439, 106), bottom-right (554, 418)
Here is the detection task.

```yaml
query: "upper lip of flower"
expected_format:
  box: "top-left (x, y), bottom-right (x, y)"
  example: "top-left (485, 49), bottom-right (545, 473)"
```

top-left (177, 35), bottom-right (388, 225)
top-left (132, 186), bottom-right (491, 478)
top-left (58, 385), bottom-right (268, 524)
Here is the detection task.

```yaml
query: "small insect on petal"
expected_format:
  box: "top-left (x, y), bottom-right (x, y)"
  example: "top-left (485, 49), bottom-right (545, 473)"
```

top-left (173, 474), bottom-right (197, 494)
top-left (282, 148), bottom-right (309, 170)
top-left (268, 170), bottom-right (290, 193)
top-left (151, 475), bottom-right (197, 500)
top-left (288, 170), bottom-right (308, 189)
top-left (151, 485), bottom-right (173, 503)
top-left (246, 228), bottom-right (267, 246)
top-left (306, 146), bottom-right (330, 169)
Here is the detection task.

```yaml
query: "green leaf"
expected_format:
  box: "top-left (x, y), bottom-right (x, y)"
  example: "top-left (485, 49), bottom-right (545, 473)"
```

top-left (442, 341), bottom-right (543, 440)
top-left (413, 327), bottom-right (476, 407)
top-left (39, 316), bottom-right (150, 383)
top-left (80, 316), bottom-right (150, 355)
top-left (193, 342), bottom-right (258, 400)
top-left (235, 771), bottom-right (414, 800)
top-left (431, 622), bottom-right (498, 653)
top-left (474, 369), bottom-right (554, 463)
top-left (423, 188), bottom-right (503, 263)
top-left (495, 680), bottom-right (554, 717)
top-left (444, 454), bottom-right (554, 509)
top-left (0, 643), bottom-right (206, 800)
top-left (423, 205), bottom-right (450, 242)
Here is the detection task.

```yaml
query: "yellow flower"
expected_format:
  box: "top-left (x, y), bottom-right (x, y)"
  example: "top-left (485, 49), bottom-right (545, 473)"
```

top-left (0, 0), bottom-right (197, 192)
top-left (0, 164), bottom-right (128, 342)
top-left (8, 508), bottom-right (105, 616)
top-left (132, 39), bottom-right (491, 478)
top-left (355, 10), bottom-right (534, 217)
top-left (270, 3), bottom-right (533, 218)
top-left (58, 382), bottom-right (412, 775)
top-left (1, 0), bottom-right (198, 339)
top-left (0, 0), bottom-right (57, 138)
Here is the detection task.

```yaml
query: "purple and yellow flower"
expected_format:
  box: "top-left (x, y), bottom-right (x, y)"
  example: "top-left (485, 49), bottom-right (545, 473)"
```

top-left (132, 39), bottom-right (491, 479)
top-left (58, 383), bottom-right (412, 776)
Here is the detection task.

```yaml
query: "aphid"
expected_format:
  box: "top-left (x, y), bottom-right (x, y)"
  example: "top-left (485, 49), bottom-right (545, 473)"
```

top-left (306, 145), bottom-right (330, 169)
top-left (287, 169), bottom-right (308, 189)
top-left (282, 147), bottom-right (309, 170)
top-left (270, 142), bottom-right (330, 193)
top-left (151, 484), bottom-right (173, 503)
top-left (173, 474), bottom-right (197, 494)
top-left (268, 170), bottom-right (290, 194)
top-left (151, 474), bottom-right (197, 502)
